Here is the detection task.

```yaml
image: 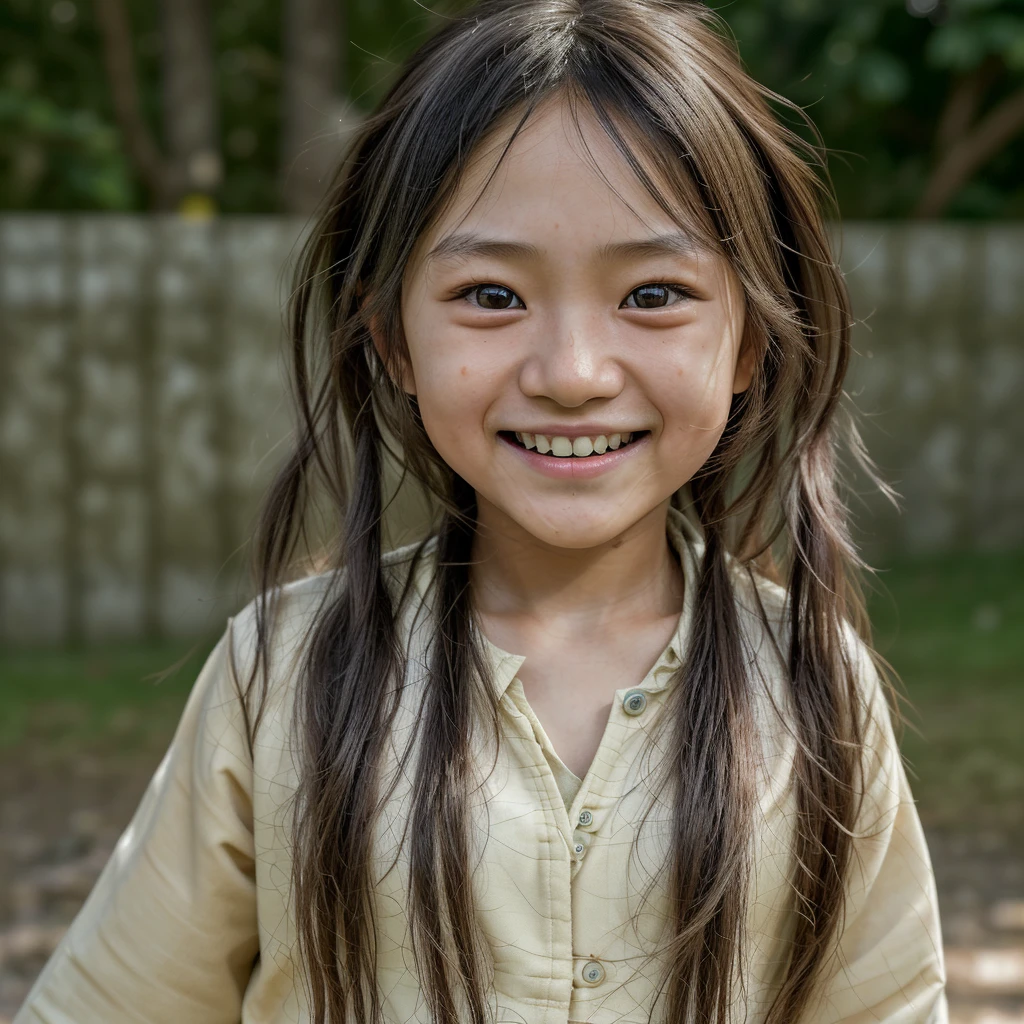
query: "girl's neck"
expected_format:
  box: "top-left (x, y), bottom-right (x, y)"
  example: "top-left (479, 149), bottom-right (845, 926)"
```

top-left (468, 496), bottom-right (684, 638)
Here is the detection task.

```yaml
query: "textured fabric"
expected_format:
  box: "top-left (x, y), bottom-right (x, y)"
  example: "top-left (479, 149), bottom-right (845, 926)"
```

top-left (15, 506), bottom-right (948, 1024)
top-left (538, 721), bottom-right (584, 811)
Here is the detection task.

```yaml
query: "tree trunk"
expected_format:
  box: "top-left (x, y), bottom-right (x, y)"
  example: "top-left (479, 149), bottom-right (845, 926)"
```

top-left (934, 57), bottom-right (1001, 154)
top-left (160, 0), bottom-right (221, 211)
top-left (93, 0), bottom-right (168, 209)
top-left (280, 0), bottom-right (352, 215)
top-left (916, 85), bottom-right (1024, 218)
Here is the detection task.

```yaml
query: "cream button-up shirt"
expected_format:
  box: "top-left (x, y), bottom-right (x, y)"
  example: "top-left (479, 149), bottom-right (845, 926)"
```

top-left (15, 506), bottom-right (948, 1024)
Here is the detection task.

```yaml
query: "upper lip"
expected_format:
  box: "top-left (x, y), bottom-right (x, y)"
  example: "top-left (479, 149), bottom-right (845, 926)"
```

top-left (504, 425), bottom-right (646, 437)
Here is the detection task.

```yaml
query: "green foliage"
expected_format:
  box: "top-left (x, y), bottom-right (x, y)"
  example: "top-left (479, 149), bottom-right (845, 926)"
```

top-left (1, 0), bottom-right (1022, 215)
top-left (0, 0), bottom-right (141, 209)
top-left (713, 0), bottom-right (1024, 217)
top-left (210, 2), bottom-right (283, 213)
top-left (0, 0), bottom-right (451, 213)
top-left (927, 2), bottom-right (1024, 71)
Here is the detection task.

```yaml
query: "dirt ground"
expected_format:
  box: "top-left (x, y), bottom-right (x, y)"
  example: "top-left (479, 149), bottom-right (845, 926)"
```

top-left (1, 741), bottom-right (1022, 1023)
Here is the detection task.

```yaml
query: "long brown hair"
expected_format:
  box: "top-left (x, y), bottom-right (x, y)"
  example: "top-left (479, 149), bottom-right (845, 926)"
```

top-left (247, 1), bottom-right (896, 1021)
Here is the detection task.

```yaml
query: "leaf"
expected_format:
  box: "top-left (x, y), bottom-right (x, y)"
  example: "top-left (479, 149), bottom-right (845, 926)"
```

top-left (928, 24), bottom-right (991, 70)
top-left (856, 49), bottom-right (911, 103)
top-left (1008, 30), bottom-right (1024, 69)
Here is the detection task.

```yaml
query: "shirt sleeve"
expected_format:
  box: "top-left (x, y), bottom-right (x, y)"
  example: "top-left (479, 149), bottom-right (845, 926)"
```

top-left (809, 642), bottom-right (948, 1024)
top-left (13, 619), bottom-right (260, 1024)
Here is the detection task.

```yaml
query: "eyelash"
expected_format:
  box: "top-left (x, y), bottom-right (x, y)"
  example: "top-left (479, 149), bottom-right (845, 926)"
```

top-left (453, 281), bottom-right (698, 310)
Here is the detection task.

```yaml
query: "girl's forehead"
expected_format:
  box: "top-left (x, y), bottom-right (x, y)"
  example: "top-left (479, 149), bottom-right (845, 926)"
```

top-left (413, 93), bottom-right (710, 264)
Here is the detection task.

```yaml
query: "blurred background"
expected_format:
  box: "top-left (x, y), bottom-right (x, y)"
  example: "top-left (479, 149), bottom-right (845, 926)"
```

top-left (0, 0), bottom-right (1022, 1019)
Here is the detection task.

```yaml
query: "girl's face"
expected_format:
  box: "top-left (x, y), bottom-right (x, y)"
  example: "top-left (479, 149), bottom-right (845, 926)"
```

top-left (395, 93), bottom-right (753, 551)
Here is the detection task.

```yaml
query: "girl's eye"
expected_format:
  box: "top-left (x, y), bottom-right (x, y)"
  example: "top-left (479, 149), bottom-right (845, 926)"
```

top-left (455, 281), bottom-right (695, 310)
top-left (622, 283), bottom-right (695, 309)
top-left (458, 283), bottom-right (524, 310)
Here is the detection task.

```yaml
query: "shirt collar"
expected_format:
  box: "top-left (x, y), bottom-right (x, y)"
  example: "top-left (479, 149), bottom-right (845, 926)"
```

top-left (475, 503), bottom-right (703, 703)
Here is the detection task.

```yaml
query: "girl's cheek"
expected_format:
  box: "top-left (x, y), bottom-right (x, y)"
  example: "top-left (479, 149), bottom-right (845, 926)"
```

top-left (416, 364), bottom-right (491, 449)
top-left (659, 352), bottom-right (736, 426)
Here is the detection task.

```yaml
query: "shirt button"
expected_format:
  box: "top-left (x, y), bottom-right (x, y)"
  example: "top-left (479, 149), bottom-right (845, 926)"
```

top-left (622, 689), bottom-right (647, 716)
top-left (578, 808), bottom-right (594, 827)
top-left (573, 840), bottom-right (586, 858)
top-left (581, 960), bottom-right (605, 985)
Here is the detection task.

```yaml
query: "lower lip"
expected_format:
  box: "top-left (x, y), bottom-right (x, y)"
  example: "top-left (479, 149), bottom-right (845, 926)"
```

top-left (498, 432), bottom-right (650, 479)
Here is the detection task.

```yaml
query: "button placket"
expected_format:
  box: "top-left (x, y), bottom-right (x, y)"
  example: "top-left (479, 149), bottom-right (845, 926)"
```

top-left (572, 831), bottom-right (588, 860)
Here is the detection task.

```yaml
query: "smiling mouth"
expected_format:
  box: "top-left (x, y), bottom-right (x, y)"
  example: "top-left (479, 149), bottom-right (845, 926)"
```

top-left (499, 430), bottom-right (649, 457)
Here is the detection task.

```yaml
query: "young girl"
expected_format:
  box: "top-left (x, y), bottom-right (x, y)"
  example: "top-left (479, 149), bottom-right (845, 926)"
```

top-left (16, 1), bottom-right (947, 1022)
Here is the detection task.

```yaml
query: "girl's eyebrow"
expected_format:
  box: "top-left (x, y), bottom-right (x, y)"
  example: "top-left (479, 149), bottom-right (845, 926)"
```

top-left (424, 230), bottom-right (698, 267)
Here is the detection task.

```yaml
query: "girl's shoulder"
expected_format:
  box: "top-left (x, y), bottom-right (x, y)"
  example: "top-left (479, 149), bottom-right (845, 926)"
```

top-left (224, 533), bottom-right (440, 716)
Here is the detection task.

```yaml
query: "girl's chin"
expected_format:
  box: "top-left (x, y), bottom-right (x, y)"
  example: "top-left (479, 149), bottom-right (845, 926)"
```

top-left (476, 498), bottom-right (667, 549)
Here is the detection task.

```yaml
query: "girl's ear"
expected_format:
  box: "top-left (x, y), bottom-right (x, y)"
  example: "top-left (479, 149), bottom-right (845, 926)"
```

top-left (359, 284), bottom-right (417, 396)
top-left (732, 321), bottom-right (758, 395)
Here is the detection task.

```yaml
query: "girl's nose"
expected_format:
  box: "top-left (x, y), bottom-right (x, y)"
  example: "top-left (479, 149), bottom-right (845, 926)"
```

top-left (518, 318), bottom-right (625, 408)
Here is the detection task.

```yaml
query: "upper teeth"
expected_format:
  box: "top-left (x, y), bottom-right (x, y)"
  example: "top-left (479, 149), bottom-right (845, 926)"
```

top-left (513, 432), bottom-right (634, 456)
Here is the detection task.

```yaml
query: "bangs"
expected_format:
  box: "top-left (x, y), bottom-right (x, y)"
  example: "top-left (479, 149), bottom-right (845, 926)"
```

top-left (419, 81), bottom-right (728, 274)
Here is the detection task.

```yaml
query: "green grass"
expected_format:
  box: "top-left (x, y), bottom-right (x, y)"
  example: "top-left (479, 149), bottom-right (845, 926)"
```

top-left (865, 550), bottom-right (1024, 832)
top-left (868, 551), bottom-right (1023, 683)
top-left (0, 639), bottom-right (217, 753)
top-left (0, 552), bottom-right (1020, 829)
